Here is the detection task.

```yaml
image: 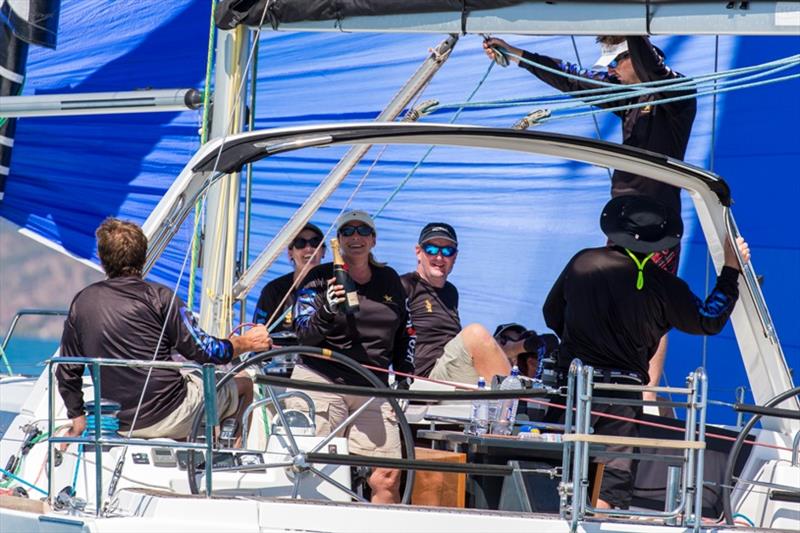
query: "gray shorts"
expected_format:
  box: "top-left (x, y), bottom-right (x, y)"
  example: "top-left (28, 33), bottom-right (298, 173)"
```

top-left (428, 332), bottom-right (480, 385)
top-left (127, 372), bottom-right (239, 440)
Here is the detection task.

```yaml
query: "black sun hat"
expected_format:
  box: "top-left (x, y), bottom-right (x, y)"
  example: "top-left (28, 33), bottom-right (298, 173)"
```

top-left (601, 195), bottom-right (683, 254)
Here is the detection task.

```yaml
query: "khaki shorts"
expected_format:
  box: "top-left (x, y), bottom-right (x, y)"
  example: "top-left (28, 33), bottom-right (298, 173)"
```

top-left (128, 373), bottom-right (239, 440)
top-left (428, 332), bottom-right (480, 385)
top-left (286, 365), bottom-right (401, 458)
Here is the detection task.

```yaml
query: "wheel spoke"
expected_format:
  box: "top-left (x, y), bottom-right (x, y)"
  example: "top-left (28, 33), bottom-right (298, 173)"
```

top-left (309, 466), bottom-right (367, 503)
top-left (267, 385), bottom-right (301, 456)
top-left (291, 473), bottom-right (301, 499)
top-left (309, 397), bottom-right (376, 454)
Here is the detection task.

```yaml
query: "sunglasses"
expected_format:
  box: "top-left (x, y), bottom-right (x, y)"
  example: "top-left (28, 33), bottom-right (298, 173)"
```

top-left (290, 236), bottom-right (323, 250)
top-left (339, 225), bottom-right (374, 237)
top-left (608, 51), bottom-right (630, 69)
top-left (423, 243), bottom-right (457, 258)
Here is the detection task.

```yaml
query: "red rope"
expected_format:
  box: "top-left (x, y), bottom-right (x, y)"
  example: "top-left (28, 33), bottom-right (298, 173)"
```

top-left (229, 322), bottom-right (257, 337)
top-left (355, 361), bottom-right (793, 453)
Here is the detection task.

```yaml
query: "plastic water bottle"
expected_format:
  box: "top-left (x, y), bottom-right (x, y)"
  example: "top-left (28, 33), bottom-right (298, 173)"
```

top-left (487, 387), bottom-right (500, 432)
top-left (494, 366), bottom-right (522, 435)
top-left (466, 376), bottom-right (489, 435)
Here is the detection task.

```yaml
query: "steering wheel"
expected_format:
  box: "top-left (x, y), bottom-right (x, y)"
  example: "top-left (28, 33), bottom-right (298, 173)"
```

top-left (185, 345), bottom-right (416, 504)
top-left (722, 385), bottom-right (800, 524)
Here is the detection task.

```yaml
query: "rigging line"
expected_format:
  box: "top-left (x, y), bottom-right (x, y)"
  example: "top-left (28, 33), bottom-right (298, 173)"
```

top-left (96, 3), bottom-right (276, 489)
top-left (350, 360), bottom-right (794, 453)
top-left (542, 56), bottom-right (800, 115)
top-left (101, 218), bottom-right (196, 514)
top-left (260, 145), bottom-right (388, 333)
top-left (373, 61), bottom-right (496, 217)
top-left (257, 64), bottom-right (437, 332)
top-left (543, 72), bottom-right (800, 124)
top-left (430, 53), bottom-right (800, 112)
top-left (487, 56), bottom-right (800, 119)
top-left (570, 36), bottom-right (611, 180)
top-left (187, 0), bottom-right (220, 310)
top-left (507, 49), bottom-right (800, 93)
top-left (187, 0), bottom-right (272, 336)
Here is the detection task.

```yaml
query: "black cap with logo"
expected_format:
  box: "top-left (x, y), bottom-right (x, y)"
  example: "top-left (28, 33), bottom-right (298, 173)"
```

top-left (418, 222), bottom-right (458, 245)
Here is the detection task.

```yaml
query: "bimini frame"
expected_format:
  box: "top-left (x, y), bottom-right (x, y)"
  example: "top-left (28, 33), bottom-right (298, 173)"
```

top-left (141, 122), bottom-right (796, 433)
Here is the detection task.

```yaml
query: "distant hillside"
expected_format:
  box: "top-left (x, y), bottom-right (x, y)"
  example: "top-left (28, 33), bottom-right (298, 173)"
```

top-left (0, 219), bottom-right (103, 340)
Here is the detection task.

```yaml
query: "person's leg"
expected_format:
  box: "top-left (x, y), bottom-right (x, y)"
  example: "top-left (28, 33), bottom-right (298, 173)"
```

top-left (593, 395), bottom-right (640, 510)
top-left (459, 323), bottom-right (512, 378)
top-left (230, 372), bottom-right (253, 446)
top-left (347, 397), bottom-right (402, 503)
top-left (284, 365), bottom-right (347, 437)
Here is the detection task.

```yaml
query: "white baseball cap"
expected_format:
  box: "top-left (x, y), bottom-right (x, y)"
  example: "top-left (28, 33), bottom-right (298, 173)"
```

top-left (336, 210), bottom-right (377, 234)
top-left (593, 40), bottom-right (629, 69)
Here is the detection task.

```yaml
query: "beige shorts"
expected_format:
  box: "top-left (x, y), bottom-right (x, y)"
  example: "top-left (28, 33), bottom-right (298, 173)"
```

top-left (128, 372), bottom-right (239, 440)
top-left (286, 365), bottom-right (401, 458)
top-left (428, 332), bottom-right (480, 385)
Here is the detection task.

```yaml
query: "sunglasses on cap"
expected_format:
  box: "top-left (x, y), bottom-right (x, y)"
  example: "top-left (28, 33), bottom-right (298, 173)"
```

top-left (422, 243), bottom-right (457, 258)
top-left (290, 236), bottom-right (323, 250)
top-left (608, 51), bottom-right (630, 69)
top-left (339, 225), bottom-right (374, 237)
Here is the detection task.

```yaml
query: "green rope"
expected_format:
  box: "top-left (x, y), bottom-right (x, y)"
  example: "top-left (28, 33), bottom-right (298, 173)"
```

top-left (187, 0), bottom-right (218, 309)
top-left (625, 249), bottom-right (654, 291)
top-left (373, 61), bottom-right (495, 217)
top-left (0, 344), bottom-right (12, 375)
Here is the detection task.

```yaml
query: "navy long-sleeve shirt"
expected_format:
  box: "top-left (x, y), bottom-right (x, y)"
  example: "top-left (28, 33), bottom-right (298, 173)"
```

top-left (293, 262), bottom-right (415, 385)
top-left (543, 246), bottom-right (739, 382)
top-left (57, 276), bottom-right (233, 431)
top-left (519, 37), bottom-right (697, 216)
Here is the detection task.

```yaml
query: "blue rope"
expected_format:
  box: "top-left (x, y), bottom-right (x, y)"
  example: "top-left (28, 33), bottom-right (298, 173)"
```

top-left (548, 72), bottom-right (800, 123)
top-left (0, 466), bottom-right (48, 496)
top-left (373, 61), bottom-right (496, 217)
top-left (429, 51), bottom-right (800, 114)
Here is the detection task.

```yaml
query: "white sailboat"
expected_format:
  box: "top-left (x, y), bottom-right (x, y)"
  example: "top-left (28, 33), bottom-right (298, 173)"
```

top-left (1, 1), bottom-right (799, 531)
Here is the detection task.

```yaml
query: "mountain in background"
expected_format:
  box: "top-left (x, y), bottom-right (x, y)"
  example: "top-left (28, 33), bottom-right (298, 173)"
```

top-left (0, 218), bottom-right (102, 340)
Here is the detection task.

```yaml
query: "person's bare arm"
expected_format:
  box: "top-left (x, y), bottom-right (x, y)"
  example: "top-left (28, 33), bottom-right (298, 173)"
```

top-left (482, 37), bottom-right (523, 64)
top-left (229, 324), bottom-right (272, 356)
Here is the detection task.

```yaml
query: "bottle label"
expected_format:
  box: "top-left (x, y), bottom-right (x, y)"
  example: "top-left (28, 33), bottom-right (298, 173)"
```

top-left (346, 292), bottom-right (359, 307)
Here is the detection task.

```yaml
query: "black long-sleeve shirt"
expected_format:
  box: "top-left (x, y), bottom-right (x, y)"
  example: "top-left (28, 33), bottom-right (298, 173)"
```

top-left (293, 262), bottom-right (415, 384)
top-left (519, 37), bottom-right (697, 216)
top-left (543, 246), bottom-right (739, 382)
top-left (253, 272), bottom-right (295, 333)
top-left (400, 272), bottom-right (461, 377)
top-left (57, 276), bottom-right (234, 431)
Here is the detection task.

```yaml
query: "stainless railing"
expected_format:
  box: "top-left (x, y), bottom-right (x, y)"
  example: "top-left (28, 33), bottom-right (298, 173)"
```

top-left (559, 359), bottom-right (709, 533)
top-left (47, 356), bottom-right (220, 515)
top-left (1, 309), bottom-right (67, 375)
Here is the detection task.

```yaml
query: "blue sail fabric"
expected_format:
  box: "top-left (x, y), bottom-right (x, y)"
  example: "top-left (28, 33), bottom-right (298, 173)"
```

top-left (0, 0), bottom-right (798, 422)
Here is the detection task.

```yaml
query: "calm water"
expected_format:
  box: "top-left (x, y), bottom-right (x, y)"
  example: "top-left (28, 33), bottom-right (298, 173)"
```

top-left (1, 337), bottom-right (60, 376)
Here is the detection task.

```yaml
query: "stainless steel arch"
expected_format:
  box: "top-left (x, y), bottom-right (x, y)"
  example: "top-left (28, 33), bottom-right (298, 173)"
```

top-left (142, 122), bottom-right (796, 431)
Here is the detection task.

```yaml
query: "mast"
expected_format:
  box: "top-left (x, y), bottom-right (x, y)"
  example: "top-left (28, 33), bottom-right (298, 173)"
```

top-left (198, 25), bottom-right (251, 335)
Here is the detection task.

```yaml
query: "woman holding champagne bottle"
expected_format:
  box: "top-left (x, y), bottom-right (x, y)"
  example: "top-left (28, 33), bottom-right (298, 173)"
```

top-left (290, 210), bottom-right (415, 504)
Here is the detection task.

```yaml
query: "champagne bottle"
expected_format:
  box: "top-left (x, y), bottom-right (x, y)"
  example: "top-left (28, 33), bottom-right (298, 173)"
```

top-left (330, 238), bottom-right (360, 314)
